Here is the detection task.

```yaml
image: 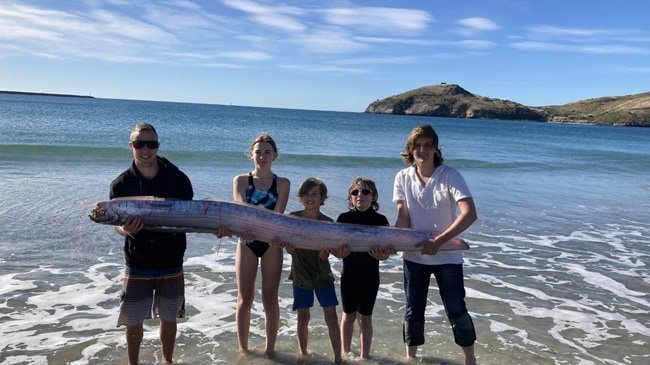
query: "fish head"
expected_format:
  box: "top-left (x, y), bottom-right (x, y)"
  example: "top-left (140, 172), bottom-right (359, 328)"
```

top-left (88, 202), bottom-right (121, 224)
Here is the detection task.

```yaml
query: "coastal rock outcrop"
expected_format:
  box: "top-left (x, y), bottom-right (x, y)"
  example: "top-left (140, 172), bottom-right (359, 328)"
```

top-left (365, 84), bottom-right (545, 121)
top-left (365, 84), bottom-right (650, 126)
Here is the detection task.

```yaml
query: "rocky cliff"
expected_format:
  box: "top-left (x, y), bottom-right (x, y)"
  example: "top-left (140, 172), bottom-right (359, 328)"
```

top-left (365, 84), bottom-right (650, 126)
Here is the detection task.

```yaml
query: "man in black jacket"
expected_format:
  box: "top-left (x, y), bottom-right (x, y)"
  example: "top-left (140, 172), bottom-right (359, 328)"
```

top-left (110, 123), bottom-right (193, 365)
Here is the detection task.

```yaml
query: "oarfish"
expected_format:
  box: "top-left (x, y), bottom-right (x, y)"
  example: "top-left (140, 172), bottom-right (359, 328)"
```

top-left (88, 197), bottom-right (469, 252)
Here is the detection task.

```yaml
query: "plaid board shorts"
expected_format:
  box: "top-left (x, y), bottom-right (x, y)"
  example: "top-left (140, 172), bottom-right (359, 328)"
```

top-left (117, 266), bottom-right (185, 327)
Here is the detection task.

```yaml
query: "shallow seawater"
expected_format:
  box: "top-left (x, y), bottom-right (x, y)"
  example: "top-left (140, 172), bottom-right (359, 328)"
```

top-left (1, 95), bottom-right (649, 365)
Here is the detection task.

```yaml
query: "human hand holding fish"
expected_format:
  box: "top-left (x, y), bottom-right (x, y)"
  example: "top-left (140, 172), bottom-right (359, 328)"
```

top-left (117, 216), bottom-right (143, 238)
top-left (329, 244), bottom-right (350, 259)
top-left (239, 230), bottom-right (254, 243)
top-left (368, 245), bottom-right (395, 261)
top-left (214, 226), bottom-right (233, 238)
top-left (416, 238), bottom-right (446, 255)
top-left (269, 236), bottom-right (289, 248)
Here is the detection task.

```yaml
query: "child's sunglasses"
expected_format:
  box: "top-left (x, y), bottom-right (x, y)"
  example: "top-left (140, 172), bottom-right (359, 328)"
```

top-left (350, 189), bottom-right (372, 196)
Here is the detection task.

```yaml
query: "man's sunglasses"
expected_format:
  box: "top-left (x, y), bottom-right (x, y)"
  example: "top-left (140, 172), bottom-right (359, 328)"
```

top-left (131, 140), bottom-right (160, 149)
top-left (351, 189), bottom-right (372, 196)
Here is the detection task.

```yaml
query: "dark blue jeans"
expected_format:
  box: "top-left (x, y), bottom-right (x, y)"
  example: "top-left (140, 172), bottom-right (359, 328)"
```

top-left (403, 260), bottom-right (476, 347)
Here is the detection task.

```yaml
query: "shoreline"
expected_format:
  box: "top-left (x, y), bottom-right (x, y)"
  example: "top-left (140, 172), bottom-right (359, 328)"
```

top-left (0, 90), bottom-right (94, 99)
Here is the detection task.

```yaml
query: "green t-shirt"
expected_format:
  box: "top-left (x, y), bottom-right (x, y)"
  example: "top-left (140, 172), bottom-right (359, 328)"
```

top-left (287, 210), bottom-right (335, 291)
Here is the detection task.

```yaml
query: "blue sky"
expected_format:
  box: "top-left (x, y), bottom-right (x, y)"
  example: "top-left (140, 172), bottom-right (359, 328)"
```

top-left (1, 0), bottom-right (649, 111)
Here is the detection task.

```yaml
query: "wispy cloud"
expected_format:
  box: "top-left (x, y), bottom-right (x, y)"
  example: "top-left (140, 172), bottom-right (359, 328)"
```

top-left (0, 4), bottom-right (87, 42)
top-left (162, 0), bottom-right (203, 11)
top-left (351, 36), bottom-right (496, 51)
top-left (289, 27), bottom-right (367, 54)
top-left (222, 0), bottom-right (306, 32)
top-left (0, 23), bottom-right (62, 42)
top-left (353, 36), bottom-right (434, 46)
top-left (321, 7), bottom-right (433, 35)
top-left (141, 3), bottom-right (226, 33)
top-left (219, 51), bottom-right (272, 61)
top-left (164, 50), bottom-right (272, 62)
top-left (581, 44), bottom-right (650, 54)
top-left (512, 25), bottom-right (650, 54)
top-left (198, 62), bottom-right (248, 69)
top-left (0, 1), bottom-right (489, 72)
top-left (527, 25), bottom-right (611, 39)
top-left (510, 41), bottom-right (571, 52)
top-left (455, 17), bottom-right (499, 37)
top-left (332, 55), bottom-right (420, 65)
top-left (280, 63), bottom-right (367, 74)
top-left (221, 2), bottom-right (435, 55)
top-left (0, 2), bottom-right (177, 62)
top-left (91, 9), bottom-right (176, 42)
top-left (0, 1), bottom-right (261, 65)
top-left (457, 39), bottom-right (496, 50)
top-left (619, 66), bottom-right (650, 73)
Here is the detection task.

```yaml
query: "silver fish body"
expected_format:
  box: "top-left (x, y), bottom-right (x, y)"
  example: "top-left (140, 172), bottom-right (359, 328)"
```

top-left (89, 197), bottom-right (469, 252)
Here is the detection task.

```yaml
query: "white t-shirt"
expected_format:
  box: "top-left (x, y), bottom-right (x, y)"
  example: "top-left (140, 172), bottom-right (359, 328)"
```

top-left (393, 164), bottom-right (472, 265)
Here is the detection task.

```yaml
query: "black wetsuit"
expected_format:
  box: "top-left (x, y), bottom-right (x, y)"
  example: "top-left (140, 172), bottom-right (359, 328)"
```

top-left (336, 208), bottom-right (389, 315)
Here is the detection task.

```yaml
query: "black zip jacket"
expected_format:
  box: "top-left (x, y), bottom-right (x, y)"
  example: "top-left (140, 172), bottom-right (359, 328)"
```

top-left (109, 156), bottom-right (193, 269)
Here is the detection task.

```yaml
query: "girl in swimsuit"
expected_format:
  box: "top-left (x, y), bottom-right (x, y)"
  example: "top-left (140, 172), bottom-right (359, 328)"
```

top-left (232, 133), bottom-right (290, 356)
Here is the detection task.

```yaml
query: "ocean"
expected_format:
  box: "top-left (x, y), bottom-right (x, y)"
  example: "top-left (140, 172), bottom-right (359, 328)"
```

top-left (1, 93), bottom-right (648, 365)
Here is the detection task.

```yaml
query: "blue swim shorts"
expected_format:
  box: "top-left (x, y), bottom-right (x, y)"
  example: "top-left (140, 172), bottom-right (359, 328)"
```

top-left (292, 283), bottom-right (338, 310)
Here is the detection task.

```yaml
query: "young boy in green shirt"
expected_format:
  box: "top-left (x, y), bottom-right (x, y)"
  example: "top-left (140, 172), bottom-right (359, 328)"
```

top-left (282, 177), bottom-right (349, 364)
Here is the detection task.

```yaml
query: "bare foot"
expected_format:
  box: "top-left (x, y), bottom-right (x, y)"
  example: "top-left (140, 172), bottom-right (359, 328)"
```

top-left (238, 348), bottom-right (249, 356)
top-left (264, 349), bottom-right (276, 359)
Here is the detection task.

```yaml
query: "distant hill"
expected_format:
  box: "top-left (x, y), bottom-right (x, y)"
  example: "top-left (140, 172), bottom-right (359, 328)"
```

top-left (539, 93), bottom-right (650, 126)
top-left (0, 90), bottom-right (94, 99)
top-left (364, 84), bottom-right (650, 127)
